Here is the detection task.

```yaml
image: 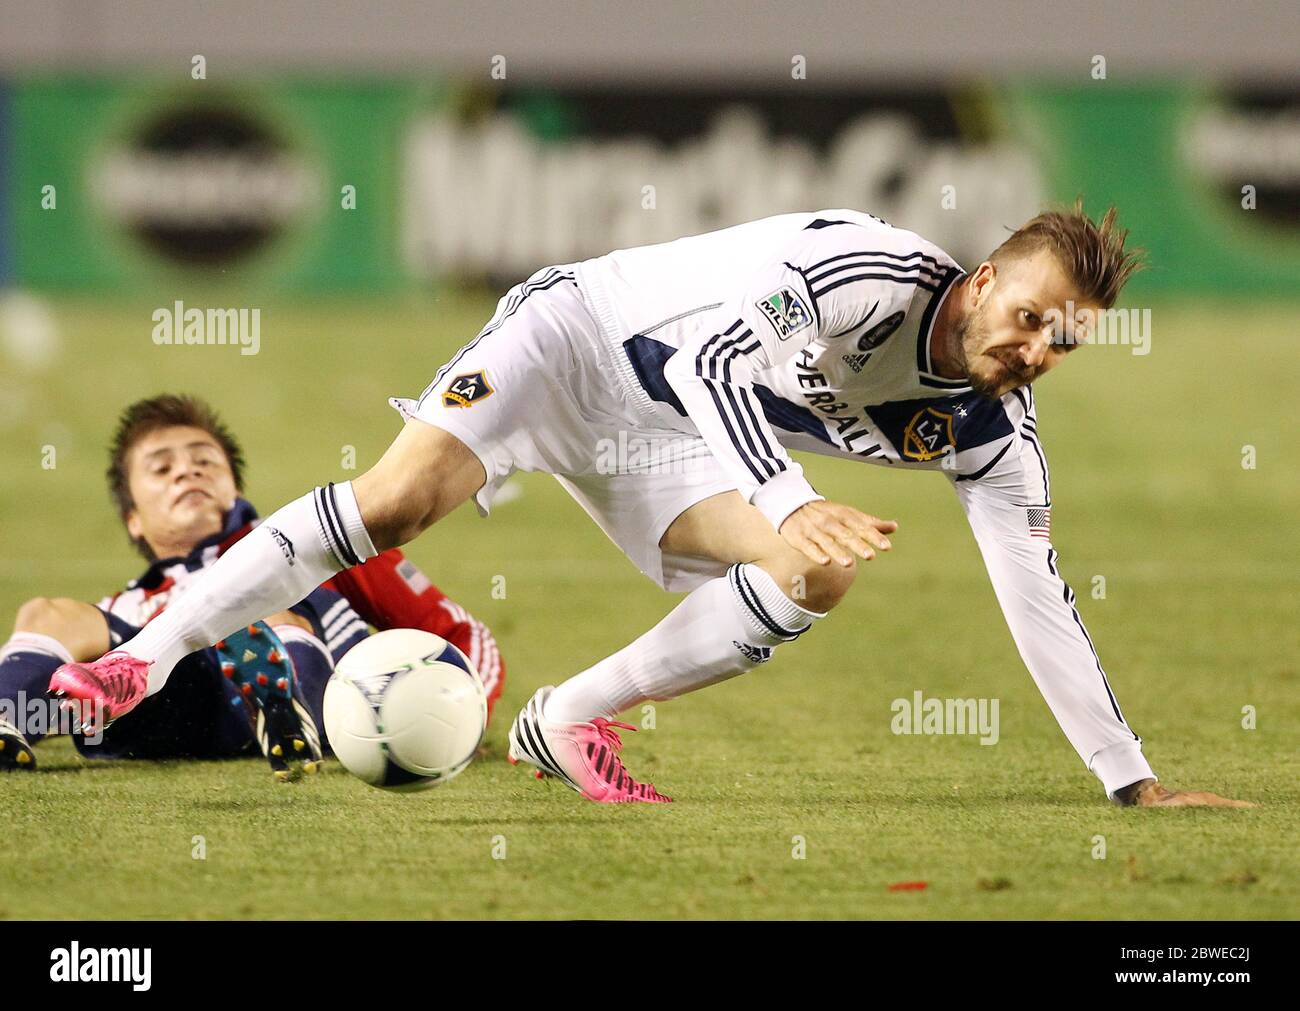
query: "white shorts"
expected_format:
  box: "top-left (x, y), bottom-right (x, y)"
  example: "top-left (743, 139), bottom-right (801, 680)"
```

top-left (390, 265), bottom-right (737, 591)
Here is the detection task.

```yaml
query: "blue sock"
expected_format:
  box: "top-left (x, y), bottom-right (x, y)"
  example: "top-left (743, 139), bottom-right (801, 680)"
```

top-left (0, 633), bottom-right (72, 743)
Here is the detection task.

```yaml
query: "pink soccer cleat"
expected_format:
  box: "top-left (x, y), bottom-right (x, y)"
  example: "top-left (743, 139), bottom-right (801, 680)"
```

top-left (48, 651), bottom-right (151, 734)
top-left (507, 687), bottom-right (671, 804)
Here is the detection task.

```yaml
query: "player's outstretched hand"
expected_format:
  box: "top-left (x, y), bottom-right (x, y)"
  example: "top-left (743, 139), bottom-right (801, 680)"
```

top-left (780, 501), bottom-right (898, 566)
top-left (1115, 778), bottom-right (1257, 808)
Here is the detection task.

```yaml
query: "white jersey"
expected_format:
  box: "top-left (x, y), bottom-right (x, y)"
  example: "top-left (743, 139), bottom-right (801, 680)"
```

top-left (576, 209), bottom-right (1027, 525)
top-left (401, 209), bottom-right (1154, 797)
top-left (569, 210), bottom-right (1150, 796)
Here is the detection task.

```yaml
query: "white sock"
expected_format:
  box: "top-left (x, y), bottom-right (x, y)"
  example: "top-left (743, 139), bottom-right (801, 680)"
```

top-left (127, 482), bottom-right (377, 694)
top-left (0, 631), bottom-right (73, 666)
top-left (545, 563), bottom-right (824, 722)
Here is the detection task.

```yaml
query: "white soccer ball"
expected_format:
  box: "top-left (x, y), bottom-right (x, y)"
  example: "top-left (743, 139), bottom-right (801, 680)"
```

top-left (324, 628), bottom-right (487, 791)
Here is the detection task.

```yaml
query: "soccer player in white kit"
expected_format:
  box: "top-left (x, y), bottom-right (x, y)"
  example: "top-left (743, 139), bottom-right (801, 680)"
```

top-left (51, 204), bottom-right (1251, 808)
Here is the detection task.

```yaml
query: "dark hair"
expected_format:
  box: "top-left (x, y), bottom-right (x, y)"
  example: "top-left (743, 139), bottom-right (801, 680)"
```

top-left (106, 395), bottom-right (246, 560)
top-left (991, 200), bottom-right (1146, 308)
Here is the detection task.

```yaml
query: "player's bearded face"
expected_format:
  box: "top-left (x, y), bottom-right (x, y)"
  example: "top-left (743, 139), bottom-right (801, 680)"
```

top-left (957, 251), bottom-right (1095, 399)
top-left (125, 425), bottom-right (238, 557)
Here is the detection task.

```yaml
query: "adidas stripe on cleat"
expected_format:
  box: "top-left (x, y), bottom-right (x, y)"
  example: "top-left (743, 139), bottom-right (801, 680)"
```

top-left (507, 686), bottom-right (671, 804)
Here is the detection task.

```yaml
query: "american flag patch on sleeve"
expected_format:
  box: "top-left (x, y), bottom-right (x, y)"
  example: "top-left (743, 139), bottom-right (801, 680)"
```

top-left (1027, 507), bottom-right (1052, 540)
top-left (397, 558), bottom-right (433, 595)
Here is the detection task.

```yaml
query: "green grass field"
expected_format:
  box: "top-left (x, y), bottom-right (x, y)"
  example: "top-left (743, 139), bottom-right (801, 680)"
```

top-left (1, 292), bottom-right (1296, 919)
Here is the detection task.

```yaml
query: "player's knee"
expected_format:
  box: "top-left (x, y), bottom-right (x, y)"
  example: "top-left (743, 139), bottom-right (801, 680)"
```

top-left (14, 597), bottom-right (78, 637)
top-left (756, 554), bottom-right (857, 613)
top-left (797, 557), bottom-right (858, 612)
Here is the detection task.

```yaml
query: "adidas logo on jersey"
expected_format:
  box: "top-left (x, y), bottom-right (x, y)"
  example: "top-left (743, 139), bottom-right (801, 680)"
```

top-left (842, 352), bottom-right (871, 373)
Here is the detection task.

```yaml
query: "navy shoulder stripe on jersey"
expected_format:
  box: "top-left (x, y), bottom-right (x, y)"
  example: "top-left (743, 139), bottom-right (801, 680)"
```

top-left (914, 268), bottom-right (964, 375)
top-left (813, 270), bottom-right (941, 301)
top-left (808, 254), bottom-right (944, 290)
top-left (803, 218), bottom-right (853, 230)
top-left (806, 247), bottom-right (941, 274)
top-left (695, 319), bottom-right (787, 482)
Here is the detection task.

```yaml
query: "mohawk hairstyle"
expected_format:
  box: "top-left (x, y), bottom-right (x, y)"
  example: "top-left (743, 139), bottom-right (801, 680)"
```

top-left (991, 200), bottom-right (1146, 308)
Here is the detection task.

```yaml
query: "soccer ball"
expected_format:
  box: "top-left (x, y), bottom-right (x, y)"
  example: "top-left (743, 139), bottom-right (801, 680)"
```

top-left (324, 628), bottom-right (487, 791)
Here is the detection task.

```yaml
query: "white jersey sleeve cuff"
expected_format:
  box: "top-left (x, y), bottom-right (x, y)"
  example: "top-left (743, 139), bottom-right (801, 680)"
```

top-left (751, 470), bottom-right (823, 532)
top-left (1090, 740), bottom-right (1157, 801)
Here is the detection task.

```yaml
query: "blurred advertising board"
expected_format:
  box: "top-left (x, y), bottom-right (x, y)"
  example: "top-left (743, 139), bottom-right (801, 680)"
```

top-left (8, 77), bottom-right (409, 292)
top-left (7, 77), bottom-right (1297, 296)
top-left (1005, 84), bottom-right (1300, 297)
top-left (401, 86), bottom-right (1045, 284)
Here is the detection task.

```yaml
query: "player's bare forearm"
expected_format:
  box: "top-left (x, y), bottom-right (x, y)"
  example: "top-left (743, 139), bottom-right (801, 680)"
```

top-left (1112, 777), bottom-right (1256, 809)
top-left (779, 500), bottom-right (898, 566)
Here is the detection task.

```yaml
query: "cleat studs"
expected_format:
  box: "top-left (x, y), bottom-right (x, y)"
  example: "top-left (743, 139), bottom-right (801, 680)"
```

top-left (292, 739), bottom-right (306, 752)
top-left (214, 639), bottom-right (226, 650)
top-left (534, 770), bottom-right (546, 780)
top-left (266, 649), bottom-right (281, 664)
top-left (248, 625), bottom-right (261, 636)
top-left (16, 751), bottom-right (31, 765)
top-left (275, 677), bottom-right (288, 691)
top-left (271, 744), bottom-right (283, 757)
top-left (220, 662), bottom-right (236, 678)
top-left (256, 673), bottom-right (269, 686)
top-left (241, 683), bottom-right (253, 697)
top-left (304, 762), bottom-right (319, 775)
top-left (0, 741), bottom-right (5, 751)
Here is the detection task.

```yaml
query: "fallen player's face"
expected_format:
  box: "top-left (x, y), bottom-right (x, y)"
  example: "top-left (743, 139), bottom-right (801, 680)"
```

top-left (958, 250), bottom-right (1099, 399)
top-left (125, 425), bottom-right (238, 556)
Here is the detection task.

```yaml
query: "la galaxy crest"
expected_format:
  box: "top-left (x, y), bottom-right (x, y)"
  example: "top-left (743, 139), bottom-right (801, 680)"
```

top-left (902, 405), bottom-right (955, 461)
top-left (442, 370), bottom-right (493, 408)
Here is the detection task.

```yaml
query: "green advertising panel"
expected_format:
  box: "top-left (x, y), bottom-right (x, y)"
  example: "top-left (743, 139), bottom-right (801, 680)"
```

top-left (1004, 83), bottom-right (1300, 297)
top-left (10, 76), bottom-right (1297, 295)
top-left (11, 77), bottom-right (411, 292)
